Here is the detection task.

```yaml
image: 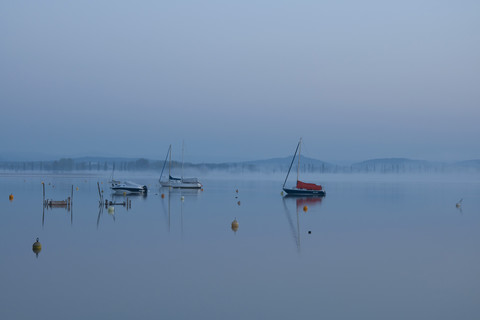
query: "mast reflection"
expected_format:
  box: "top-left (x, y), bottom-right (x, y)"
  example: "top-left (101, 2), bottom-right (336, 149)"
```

top-left (160, 187), bottom-right (200, 234)
top-left (282, 195), bottom-right (323, 253)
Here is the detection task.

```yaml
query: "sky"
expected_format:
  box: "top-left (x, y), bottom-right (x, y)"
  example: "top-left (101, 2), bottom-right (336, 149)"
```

top-left (1, 0), bottom-right (479, 163)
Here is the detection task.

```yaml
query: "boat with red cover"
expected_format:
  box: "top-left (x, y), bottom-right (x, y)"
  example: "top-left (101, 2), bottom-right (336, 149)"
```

top-left (282, 138), bottom-right (326, 196)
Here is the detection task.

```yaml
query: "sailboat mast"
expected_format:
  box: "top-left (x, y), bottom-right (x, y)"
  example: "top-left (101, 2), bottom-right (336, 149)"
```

top-left (169, 144), bottom-right (172, 178)
top-left (283, 139), bottom-right (301, 189)
top-left (159, 145), bottom-right (171, 182)
top-left (297, 138), bottom-right (302, 182)
top-left (181, 140), bottom-right (184, 180)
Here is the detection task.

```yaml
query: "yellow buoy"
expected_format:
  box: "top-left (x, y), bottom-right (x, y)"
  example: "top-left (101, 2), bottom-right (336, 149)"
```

top-left (231, 219), bottom-right (239, 232)
top-left (303, 205), bottom-right (308, 212)
top-left (280, 191), bottom-right (284, 196)
top-left (32, 238), bottom-right (42, 257)
top-left (123, 192), bottom-right (127, 196)
top-left (456, 198), bottom-right (463, 208)
top-left (76, 187), bottom-right (79, 191)
top-left (108, 206), bottom-right (115, 214)
top-left (9, 194), bottom-right (14, 201)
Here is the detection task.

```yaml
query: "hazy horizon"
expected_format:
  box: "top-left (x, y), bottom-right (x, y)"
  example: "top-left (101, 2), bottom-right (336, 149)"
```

top-left (1, 1), bottom-right (479, 163)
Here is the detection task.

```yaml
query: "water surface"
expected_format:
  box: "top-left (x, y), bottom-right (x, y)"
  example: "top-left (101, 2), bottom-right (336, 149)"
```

top-left (1, 173), bottom-right (479, 319)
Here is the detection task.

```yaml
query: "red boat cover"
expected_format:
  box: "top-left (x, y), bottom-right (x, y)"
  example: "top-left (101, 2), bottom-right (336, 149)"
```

top-left (296, 180), bottom-right (322, 190)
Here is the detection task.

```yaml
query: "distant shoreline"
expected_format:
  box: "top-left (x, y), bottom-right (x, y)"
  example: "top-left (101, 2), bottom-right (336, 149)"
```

top-left (0, 156), bottom-right (479, 175)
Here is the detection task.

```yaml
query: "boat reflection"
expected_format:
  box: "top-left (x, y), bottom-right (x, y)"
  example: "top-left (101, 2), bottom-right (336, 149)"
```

top-left (160, 187), bottom-right (200, 234)
top-left (282, 195), bottom-right (323, 253)
top-left (110, 191), bottom-right (147, 200)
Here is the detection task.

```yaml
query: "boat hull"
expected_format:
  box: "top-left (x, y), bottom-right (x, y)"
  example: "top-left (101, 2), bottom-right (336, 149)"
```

top-left (112, 187), bottom-right (146, 193)
top-left (111, 181), bottom-right (147, 194)
top-left (160, 181), bottom-right (202, 189)
top-left (283, 187), bottom-right (326, 196)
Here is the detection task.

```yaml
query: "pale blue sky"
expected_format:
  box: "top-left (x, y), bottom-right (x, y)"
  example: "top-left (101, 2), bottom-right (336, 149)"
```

top-left (1, 1), bottom-right (479, 163)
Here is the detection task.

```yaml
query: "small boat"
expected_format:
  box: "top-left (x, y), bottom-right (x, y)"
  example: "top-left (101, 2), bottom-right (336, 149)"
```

top-left (282, 138), bottom-right (326, 196)
top-left (159, 144), bottom-right (202, 189)
top-left (111, 180), bottom-right (148, 193)
top-left (109, 165), bottom-right (147, 193)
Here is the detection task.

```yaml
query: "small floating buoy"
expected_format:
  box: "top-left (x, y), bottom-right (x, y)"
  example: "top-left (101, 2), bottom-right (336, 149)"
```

top-left (303, 205), bottom-right (308, 212)
top-left (231, 219), bottom-right (239, 232)
top-left (32, 238), bottom-right (42, 257)
top-left (123, 192), bottom-right (126, 196)
top-left (281, 191), bottom-right (284, 196)
top-left (9, 194), bottom-right (14, 201)
top-left (237, 201), bottom-right (241, 206)
top-left (235, 189), bottom-right (239, 193)
top-left (76, 187), bottom-right (79, 191)
top-left (456, 198), bottom-right (463, 208)
top-left (108, 206), bottom-right (115, 214)
top-left (181, 196), bottom-right (185, 201)
top-left (201, 188), bottom-right (204, 192)
top-left (161, 193), bottom-right (165, 199)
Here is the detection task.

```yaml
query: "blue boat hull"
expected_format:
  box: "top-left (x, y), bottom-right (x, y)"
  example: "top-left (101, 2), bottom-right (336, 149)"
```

top-left (283, 187), bottom-right (326, 196)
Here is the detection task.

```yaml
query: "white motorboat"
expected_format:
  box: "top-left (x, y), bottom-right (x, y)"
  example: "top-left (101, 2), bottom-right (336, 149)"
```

top-left (111, 179), bottom-right (148, 193)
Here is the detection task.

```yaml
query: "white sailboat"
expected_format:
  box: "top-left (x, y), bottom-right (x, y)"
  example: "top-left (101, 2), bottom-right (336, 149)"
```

top-left (159, 144), bottom-right (202, 189)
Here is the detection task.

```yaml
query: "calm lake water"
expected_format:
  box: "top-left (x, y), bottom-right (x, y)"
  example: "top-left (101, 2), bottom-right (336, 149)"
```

top-left (1, 173), bottom-right (479, 320)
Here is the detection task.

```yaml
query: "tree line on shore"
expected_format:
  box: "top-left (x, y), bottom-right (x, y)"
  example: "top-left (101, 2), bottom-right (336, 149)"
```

top-left (1, 157), bottom-right (479, 174)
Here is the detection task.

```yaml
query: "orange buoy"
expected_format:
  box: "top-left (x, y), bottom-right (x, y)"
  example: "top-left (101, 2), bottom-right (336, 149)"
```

top-left (9, 194), bottom-right (14, 201)
top-left (303, 205), bottom-right (308, 212)
top-left (161, 194), bottom-right (165, 199)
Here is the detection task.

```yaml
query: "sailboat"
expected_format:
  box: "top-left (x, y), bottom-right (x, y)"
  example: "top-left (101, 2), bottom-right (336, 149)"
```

top-left (159, 144), bottom-right (203, 189)
top-left (282, 138), bottom-right (326, 196)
